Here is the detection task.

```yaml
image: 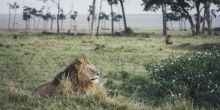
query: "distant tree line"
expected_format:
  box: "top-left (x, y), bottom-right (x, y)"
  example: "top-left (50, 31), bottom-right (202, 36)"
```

top-left (6, 0), bottom-right (220, 36)
top-left (142, 0), bottom-right (220, 36)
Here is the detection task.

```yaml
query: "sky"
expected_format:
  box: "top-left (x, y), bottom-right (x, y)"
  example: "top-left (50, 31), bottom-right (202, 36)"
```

top-left (0, 0), bottom-right (150, 15)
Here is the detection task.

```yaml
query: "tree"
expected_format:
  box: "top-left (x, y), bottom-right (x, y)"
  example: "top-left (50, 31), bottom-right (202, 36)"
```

top-left (50, 15), bottom-right (56, 30)
top-left (31, 8), bottom-right (38, 29)
top-left (58, 10), bottom-right (66, 30)
top-left (113, 13), bottom-right (123, 29)
top-left (100, 12), bottom-right (109, 29)
top-left (194, 0), bottom-right (203, 35)
top-left (166, 12), bottom-right (181, 30)
top-left (11, 2), bottom-right (19, 30)
top-left (36, 8), bottom-right (43, 30)
top-left (108, 0), bottom-right (118, 36)
top-left (7, 3), bottom-right (13, 31)
top-left (96, 0), bottom-right (103, 36)
top-left (168, 0), bottom-right (197, 36)
top-left (87, 5), bottom-right (93, 26)
top-left (50, 0), bottom-right (61, 33)
top-left (91, 0), bottom-right (97, 37)
top-left (23, 6), bottom-right (32, 30)
top-left (142, 0), bottom-right (169, 35)
top-left (203, 0), bottom-right (220, 35)
top-left (70, 11), bottom-right (78, 36)
top-left (43, 12), bottom-right (52, 30)
top-left (118, 0), bottom-right (128, 31)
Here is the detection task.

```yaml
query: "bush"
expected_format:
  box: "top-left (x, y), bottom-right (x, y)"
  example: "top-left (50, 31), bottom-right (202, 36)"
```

top-left (146, 51), bottom-right (220, 108)
top-left (213, 27), bottom-right (220, 31)
top-left (121, 27), bottom-right (134, 36)
top-left (104, 71), bottom-right (169, 105)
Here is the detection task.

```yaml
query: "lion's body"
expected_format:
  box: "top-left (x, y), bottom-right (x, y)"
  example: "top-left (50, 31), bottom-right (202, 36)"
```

top-left (33, 54), bottom-right (100, 96)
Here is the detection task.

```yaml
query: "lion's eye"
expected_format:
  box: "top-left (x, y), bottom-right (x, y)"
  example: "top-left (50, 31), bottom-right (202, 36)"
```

top-left (89, 68), bottom-right (96, 72)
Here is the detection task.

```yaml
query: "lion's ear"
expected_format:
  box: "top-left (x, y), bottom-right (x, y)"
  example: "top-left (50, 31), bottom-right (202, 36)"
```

top-left (74, 54), bottom-right (90, 73)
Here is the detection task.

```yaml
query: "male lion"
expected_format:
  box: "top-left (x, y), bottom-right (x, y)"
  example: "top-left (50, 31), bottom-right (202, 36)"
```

top-left (165, 35), bottom-right (174, 45)
top-left (33, 54), bottom-right (100, 96)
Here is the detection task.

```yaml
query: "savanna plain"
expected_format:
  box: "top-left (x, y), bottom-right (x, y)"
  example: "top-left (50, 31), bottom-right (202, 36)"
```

top-left (0, 31), bottom-right (220, 110)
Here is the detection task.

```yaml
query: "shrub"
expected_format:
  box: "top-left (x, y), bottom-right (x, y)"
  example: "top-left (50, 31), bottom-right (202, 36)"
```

top-left (213, 27), bottom-right (220, 31)
top-left (121, 27), bottom-right (134, 36)
top-left (104, 71), bottom-right (169, 105)
top-left (146, 51), bottom-right (220, 108)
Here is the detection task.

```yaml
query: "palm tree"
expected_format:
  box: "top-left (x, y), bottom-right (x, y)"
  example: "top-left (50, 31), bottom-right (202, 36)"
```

top-left (107, 0), bottom-right (118, 36)
top-left (23, 6), bottom-right (32, 30)
top-left (43, 12), bottom-right (52, 30)
top-left (7, 3), bottom-right (13, 31)
top-left (31, 8), bottom-right (37, 29)
top-left (113, 14), bottom-right (122, 30)
top-left (58, 10), bottom-right (66, 30)
top-left (118, 0), bottom-right (128, 31)
top-left (100, 12), bottom-right (109, 29)
top-left (56, 0), bottom-right (61, 33)
top-left (36, 9), bottom-right (43, 30)
top-left (11, 2), bottom-right (19, 30)
top-left (91, 0), bottom-right (97, 37)
top-left (70, 11), bottom-right (78, 36)
top-left (96, 0), bottom-right (103, 36)
top-left (50, 15), bottom-right (56, 30)
top-left (87, 5), bottom-right (93, 29)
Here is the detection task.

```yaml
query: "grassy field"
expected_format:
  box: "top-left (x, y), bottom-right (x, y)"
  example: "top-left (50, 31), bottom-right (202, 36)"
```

top-left (0, 31), bottom-right (220, 110)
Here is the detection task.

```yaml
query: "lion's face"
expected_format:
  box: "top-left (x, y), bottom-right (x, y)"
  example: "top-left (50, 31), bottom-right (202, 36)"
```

top-left (78, 64), bottom-right (100, 84)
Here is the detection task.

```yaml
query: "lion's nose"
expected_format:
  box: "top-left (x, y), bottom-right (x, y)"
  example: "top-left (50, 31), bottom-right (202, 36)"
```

top-left (97, 72), bottom-right (100, 76)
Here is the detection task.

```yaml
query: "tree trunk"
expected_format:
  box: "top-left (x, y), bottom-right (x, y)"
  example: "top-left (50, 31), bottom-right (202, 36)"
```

top-left (74, 21), bottom-right (77, 37)
top-left (195, 2), bottom-right (201, 35)
top-left (110, 3), bottom-right (114, 36)
top-left (202, 7), bottom-right (206, 34)
top-left (184, 18), bottom-right (187, 31)
top-left (28, 19), bottom-right (30, 30)
top-left (119, 0), bottom-right (128, 31)
top-left (91, 0), bottom-right (96, 37)
top-left (205, 1), bottom-right (212, 35)
top-left (188, 16), bottom-right (196, 36)
top-left (119, 19), bottom-right (121, 30)
top-left (51, 19), bottom-right (53, 30)
top-left (25, 20), bottom-right (27, 30)
top-left (61, 20), bottom-right (63, 30)
top-left (162, 4), bottom-right (167, 36)
top-left (13, 8), bottom-right (17, 30)
top-left (34, 16), bottom-right (36, 29)
top-left (37, 17), bottom-right (40, 30)
top-left (179, 8), bottom-right (195, 36)
top-left (57, 0), bottom-right (60, 34)
top-left (8, 7), bottom-right (11, 31)
top-left (104, 19), bottom-right (106, 29)
top-left (45, 20), bottom-right (48, 31)
top-left (96, 0), bottom-right (103, 36)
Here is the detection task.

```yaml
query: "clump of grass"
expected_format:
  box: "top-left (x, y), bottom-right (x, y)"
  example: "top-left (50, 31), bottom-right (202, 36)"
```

top-left (8, 87), bottom-right (29, 103)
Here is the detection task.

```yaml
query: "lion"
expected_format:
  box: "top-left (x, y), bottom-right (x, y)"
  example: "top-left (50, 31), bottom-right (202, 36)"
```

top-left (165, 35), bottom-right (174, 45)
top-left (32, 54), bottom-right (101, 96)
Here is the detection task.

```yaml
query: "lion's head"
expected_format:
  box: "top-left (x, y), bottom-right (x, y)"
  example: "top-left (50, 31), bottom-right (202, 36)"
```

top-left (74, 55), bottom-right (100, 84)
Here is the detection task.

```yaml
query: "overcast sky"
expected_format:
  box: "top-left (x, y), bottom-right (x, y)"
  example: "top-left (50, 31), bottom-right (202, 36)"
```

top-left (0, 0), bottom-right (151, 14)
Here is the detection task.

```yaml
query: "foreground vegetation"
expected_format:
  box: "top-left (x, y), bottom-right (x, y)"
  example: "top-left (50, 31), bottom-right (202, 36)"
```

top-left (0, 31), bottom-right (220, 110)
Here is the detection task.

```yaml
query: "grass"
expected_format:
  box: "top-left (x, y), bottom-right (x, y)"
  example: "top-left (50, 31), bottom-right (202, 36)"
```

top-left (0, 31), bottom-right (220, 110)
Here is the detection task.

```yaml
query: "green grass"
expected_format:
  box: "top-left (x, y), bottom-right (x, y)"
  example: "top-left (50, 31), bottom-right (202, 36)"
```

top-left (0, 31), bottom-right (220, 110)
